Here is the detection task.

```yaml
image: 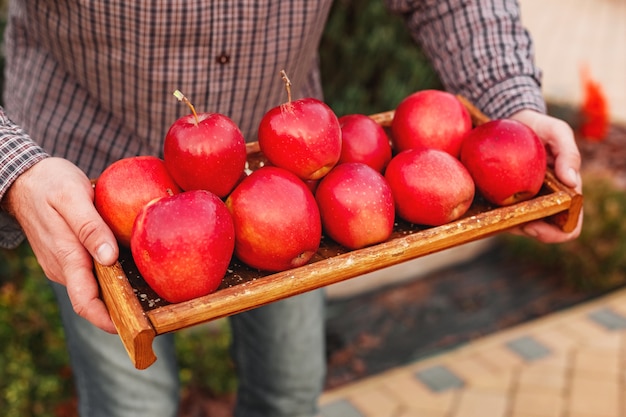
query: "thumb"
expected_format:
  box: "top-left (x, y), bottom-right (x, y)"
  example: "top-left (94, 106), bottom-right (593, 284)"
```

top-left (62, 182), bottom-right (120, 266)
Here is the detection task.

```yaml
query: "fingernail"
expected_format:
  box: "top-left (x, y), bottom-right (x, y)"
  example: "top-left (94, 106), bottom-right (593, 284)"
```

top-left (96, 243), bottom-right (116, 265)
top-left (568, 168), bottom-right (579, 186)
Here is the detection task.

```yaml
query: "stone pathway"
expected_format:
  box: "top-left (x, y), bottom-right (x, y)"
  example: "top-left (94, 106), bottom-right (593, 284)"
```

top-left (321, 287), bottom-right (626, 417)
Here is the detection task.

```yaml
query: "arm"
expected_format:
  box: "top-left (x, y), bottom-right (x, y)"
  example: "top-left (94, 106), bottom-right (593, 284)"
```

top-left (0, 111), bottom-right (119, 333)
top-left (384, 0), bottom-right (545, 118)
top-left (385, 0), bottom-right (582, 242)
top-left (0, 111), bottom-right (49, 249)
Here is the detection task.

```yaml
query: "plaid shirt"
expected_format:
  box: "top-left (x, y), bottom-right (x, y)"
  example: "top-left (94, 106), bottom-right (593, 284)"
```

top-left (0, 0), bottom-right (544, 248)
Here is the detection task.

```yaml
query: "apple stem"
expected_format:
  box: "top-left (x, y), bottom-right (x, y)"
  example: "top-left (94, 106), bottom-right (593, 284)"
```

top-left (173, 90), bottom-right (199, 126)
top-left (280, 70), bottom-right (292, 104)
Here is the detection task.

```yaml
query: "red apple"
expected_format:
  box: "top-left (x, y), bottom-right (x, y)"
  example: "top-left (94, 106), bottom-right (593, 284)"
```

top-left (257, 72), bottom-right (342, 180)
top-left (94, 155), bottom-right (182, 247)
top-left (315, 163), bottom-right (395, 249)
top-left (385, 148), bottom-right (475, 226)
top-left (225, 166), bottom-right (322, 272)
top-left (460, 119), bottom-right (547, 206)
top-left (164, 91), bottom-right (247, 197)
top-left (130, 189), bottom-right (235, 304)
top-left (391, 89), bottom-right (472, 157)
top-left (338, 114), bottom-right (392, 173)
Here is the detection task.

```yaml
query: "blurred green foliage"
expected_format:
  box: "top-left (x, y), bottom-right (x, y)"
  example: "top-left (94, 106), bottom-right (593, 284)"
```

top-left (176, 322), bottom-right (238, 398)
top-left (500, 171), bottom-right (626, 292)
top-left (320, 0), bottom-right (441, 116)
top-left (0, 243), bottom-right (72, 417)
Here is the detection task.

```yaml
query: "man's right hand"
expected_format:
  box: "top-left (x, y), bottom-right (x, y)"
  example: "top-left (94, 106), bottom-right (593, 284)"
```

top-left (4, 157), bottom-right (119, 333)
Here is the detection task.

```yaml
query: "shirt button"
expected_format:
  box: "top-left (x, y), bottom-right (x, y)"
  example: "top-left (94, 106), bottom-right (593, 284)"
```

top-left (216, 53), bottom-right (231, 65)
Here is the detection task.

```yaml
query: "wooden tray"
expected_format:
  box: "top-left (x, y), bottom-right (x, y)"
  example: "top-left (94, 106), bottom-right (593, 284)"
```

top-left (94, 102), bottom-right (583, 369)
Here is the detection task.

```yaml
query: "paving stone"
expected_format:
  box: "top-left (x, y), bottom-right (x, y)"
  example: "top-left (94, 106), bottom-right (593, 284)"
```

top-left (320, 399), bottom-right (364, 417)
top-left (381, 371), bottom-right (456, 414)
top-left (415, 365), bottom-right (465, 393)
top-left (511, 390), bottom-right (564, 417)
top-left (476, 345), bottom-right (526, 372)
top-left (453, 389), bottom-right (508, 417)
top-left (444, 355), bottom-right (512, 393)
top-left (588, 308), bottom-right (626, 330)
top-left (568, 376), bottom-right (620, 416)
top-left (526, 329), bottom-right (578, 354)
top-left (573, 346), bottom-right (621, 379)
top-left (516, 362), bottom-right (567, 394)
top-left (348, 386), bottom-right (399, 417)
top-left (505, 335), bottom-right (552, 361)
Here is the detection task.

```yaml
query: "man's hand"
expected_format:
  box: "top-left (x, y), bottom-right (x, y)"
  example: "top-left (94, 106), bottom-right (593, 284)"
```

top-left (4, 157), bottom-right (119, 333)
top-left (509, 109), bottom-right (583, 243)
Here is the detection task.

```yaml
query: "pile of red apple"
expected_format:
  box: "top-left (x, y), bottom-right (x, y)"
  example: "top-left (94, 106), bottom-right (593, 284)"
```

top-left (94, 85), bottom-right (547, 304)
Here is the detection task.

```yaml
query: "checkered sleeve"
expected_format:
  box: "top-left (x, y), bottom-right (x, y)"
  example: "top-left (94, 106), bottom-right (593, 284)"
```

top-left (384, 0), bottom-right (546, 119)
top-left (0, 109), bottom-right (49, 249)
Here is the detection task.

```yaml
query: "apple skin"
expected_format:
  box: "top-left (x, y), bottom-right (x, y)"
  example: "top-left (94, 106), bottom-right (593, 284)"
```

top-left (130, 190), bottom-right (235, 304)
top-left (385, 148), bottom-right (475, 226)
top-left (304, 179), bottom-right (320, 194)
top-left (163, 112), bottom-right (247, 197)
top-left (225, 166), bottom-right (322, 272)
top-left (460, 119), bottom-right (547, 206)
top-left (94, 156), bottom-right (182, 247)
top-left (257, 97), bottom-right (342, 180)
top-left (315, 162), bottom-right (395, 250)
top-left (338, 114), bottom-right (392, 173)
top-left (390, 89), bottom-right (472, 157)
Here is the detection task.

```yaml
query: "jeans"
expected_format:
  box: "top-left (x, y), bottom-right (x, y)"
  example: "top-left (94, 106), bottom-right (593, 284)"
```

top-left (51, 282), bottom-right (326, 417)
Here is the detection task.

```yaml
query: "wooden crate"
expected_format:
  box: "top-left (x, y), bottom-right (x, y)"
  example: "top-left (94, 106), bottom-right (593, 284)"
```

top-left (94, 101), bottom-right (583, 369)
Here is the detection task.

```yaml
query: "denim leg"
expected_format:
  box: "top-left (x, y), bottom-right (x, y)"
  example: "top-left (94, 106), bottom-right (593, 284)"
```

top-left (50, 282), bottom-right (180, 417)
top-left (230, 289), bottom-right (326, 417)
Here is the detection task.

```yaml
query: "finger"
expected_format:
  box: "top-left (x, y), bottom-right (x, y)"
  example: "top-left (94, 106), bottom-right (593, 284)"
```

top-left (511, 212), bottom-right (583, 244)
top-left (55, 183), bottom-right (120, 266)
top-left (64, 257), bottom-right (118, 334)
top-left (542, 121), bottom-right (582, 192)
top-left (39, 224), bottom-right (118, 333)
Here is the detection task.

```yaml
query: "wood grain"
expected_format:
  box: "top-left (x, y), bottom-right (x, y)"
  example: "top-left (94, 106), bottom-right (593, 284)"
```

top-left (146, 173), bottom-right (578, 334)
top-left (95, 261), bottom-right (157, 369)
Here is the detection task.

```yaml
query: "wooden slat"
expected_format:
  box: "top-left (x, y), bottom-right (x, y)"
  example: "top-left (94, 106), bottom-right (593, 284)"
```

top-left (95, 261), bottom-right (157, 370)
top-left (145, 179), bottom-right (576, 334)
top-left (543, 170), bottom-right (584, 232)
top-left (456, 95), bottom-right (491, 126)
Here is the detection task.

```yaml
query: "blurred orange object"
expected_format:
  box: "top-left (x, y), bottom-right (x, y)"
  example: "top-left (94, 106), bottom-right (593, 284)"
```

top-left (579, 64), bottom-right (609, 141)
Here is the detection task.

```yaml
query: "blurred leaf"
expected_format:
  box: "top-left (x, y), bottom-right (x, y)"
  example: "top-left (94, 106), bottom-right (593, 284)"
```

top-left (500, 171), bottom-right (626, 291)
top-left (320, 0), bottom-right (442, 116)
top-left (175, 320), bottom-right (238, 396)
top-left (0, 243), bottom-right (73, 417)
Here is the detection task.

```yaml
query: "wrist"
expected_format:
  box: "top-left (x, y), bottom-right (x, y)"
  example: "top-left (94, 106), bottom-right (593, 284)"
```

top-left (1, 172), bottom-right (25, 218)
top-left (0, 158), bottom-right (44, 218)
